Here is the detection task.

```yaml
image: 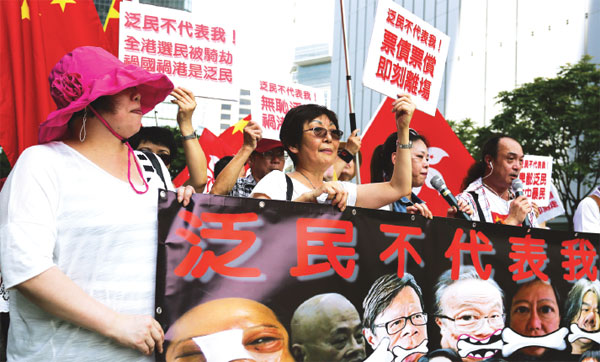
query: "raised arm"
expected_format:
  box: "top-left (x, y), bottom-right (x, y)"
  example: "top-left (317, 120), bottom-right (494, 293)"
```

top-left (15, 267), bottom-right (163, 355)
top-left (210, 120), bottom-right (262, 195)
top-left (355, 94), bottom-right (414, 209)
top-left (331, 129), bottom-right (361, 181)
top-left (172, 87), bottom-right (207, 193)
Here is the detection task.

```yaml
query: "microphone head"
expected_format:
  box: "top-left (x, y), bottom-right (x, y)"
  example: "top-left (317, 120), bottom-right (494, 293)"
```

top-left (511, 178), bottom-right (524, 191)
top-left (431, 175), bottom-right (445, 191)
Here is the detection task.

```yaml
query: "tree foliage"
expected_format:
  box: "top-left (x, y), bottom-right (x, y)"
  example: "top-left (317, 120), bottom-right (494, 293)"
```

top-left (163, 125), bottom-right (188, 178)
top-left (0, 148), bottom-right (11, 179)
top-left (449, 56), bottom-right (600, 228)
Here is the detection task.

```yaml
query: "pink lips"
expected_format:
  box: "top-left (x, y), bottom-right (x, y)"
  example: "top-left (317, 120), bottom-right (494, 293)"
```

top-left (131, 108), bottom-right (142, 115)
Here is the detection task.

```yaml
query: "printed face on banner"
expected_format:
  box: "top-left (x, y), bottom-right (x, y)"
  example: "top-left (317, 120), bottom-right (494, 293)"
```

top-left (368, 287), bottom-right (427, 360)
top-left (251, 79), bottom-right (325, 140)
top-left (518, 155), bottom-right (553, 207)
top-left (291, 293), bottom-right (366, 362)
top-left (509, 280), bottom-right (561, 357)
top-left (120, 2), bottom-right (238, 100)
top-left (436, 279), bottom-right (504, 361)
top-left (362, 0), bottom-right (450, 116)
top-left (166, 298), bottom-right (294, 362)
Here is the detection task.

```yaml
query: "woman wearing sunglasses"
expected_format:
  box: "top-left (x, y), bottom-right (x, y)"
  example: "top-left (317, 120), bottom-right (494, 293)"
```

top-left (251, 95), bottom-right (414, 211)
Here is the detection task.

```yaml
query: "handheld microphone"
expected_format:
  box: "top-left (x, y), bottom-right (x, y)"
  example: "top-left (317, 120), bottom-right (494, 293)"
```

top-left (431, 175), bottom-right (471, 221)
top-left (511, 178), bottom-right (532, 228)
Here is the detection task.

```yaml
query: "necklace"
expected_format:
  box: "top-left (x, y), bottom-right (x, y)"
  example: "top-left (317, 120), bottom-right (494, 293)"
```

top-left (297, 170), bottom-right (317, 190)
top-left (482, 182), bottom-right (507, 200)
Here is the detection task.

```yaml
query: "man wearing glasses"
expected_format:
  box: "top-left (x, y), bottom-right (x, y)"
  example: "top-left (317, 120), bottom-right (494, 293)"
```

top-left (434, 266), bottom-right (505, 361)
top-left (362, 273), bottom-right (428, 362)
top-left (211, 120), bottom-right (285, 197)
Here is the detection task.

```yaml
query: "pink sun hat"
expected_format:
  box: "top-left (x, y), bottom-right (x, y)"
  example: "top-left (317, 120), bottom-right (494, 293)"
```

top-left (39, 46), bottom-right (174, 144)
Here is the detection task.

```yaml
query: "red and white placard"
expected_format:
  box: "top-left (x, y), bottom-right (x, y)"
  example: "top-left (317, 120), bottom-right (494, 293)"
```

top-left (251, 79), bottom-right (325, 140)
top-left (119, 1), bottom-right (238, 100)
top-left (363, 0), bottom-right (450, 116)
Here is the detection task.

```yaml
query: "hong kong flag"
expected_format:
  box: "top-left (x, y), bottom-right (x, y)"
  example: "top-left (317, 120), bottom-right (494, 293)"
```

top-left (360, 97), bottom-right (474, 216)
top-left (0, 0), bottom-right (109, 169)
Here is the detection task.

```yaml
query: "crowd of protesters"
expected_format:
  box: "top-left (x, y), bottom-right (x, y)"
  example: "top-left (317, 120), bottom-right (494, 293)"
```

top-left (0, 46), bottom-right (598, 361)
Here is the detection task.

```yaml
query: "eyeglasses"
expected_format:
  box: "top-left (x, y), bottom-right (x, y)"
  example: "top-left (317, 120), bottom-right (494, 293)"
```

top-left (260, 149), bottom-right (285, 159)
top-left (157, 153), bottom-right (171, 166)
top-left (436, 313), bottom-right (505, 333)
top-left (304, 127), bottom-right (343, 141)
top-left (374, 312), bottom-right (428, 335)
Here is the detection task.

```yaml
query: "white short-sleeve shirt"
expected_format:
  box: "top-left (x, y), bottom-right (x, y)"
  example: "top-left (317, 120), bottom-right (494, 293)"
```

top-left (0, 142), bottom-right (173, 361)
top-left (250, 170), bottom-right (357, 207)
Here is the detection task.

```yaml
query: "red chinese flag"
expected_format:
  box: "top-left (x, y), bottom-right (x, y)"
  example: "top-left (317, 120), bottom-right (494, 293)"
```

top-left (217, 114), bottom-right (252, 150)
top-left (172, 128), bottom-right (238, 190)
top-left (360, 97), bottom-right (474, 216)
top-left (103, 0), bottom-right (127, 56)
top-left (0, 0), bottom-right (109, 167)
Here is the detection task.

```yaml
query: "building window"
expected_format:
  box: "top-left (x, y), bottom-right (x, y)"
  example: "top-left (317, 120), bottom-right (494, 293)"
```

top-left (221, 104), bottom-right (232, 110)
top-left (239, 108), bottom-right (251, 115)
top-left (240, 89), bottom-right (251, 96)
top-left (240, 99), bottom-right (251, 105)
top-left (221, 114), bottom-right (231, 120)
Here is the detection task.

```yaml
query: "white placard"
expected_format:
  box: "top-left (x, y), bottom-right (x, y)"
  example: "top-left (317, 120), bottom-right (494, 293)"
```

top-left (536, 182), bottom-right (565, 224)
top-left (119, 2), bottom-right (238, 100)
top-left (362, 0), bottom-right (450, 115)
top-left (519, 155), bottom-right (553, 207)
top-left (251, 79), bottom-right (325, 140)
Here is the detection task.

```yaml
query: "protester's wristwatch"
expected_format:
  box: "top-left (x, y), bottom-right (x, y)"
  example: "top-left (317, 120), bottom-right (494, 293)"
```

top-left (182, 131), bottom-right (198, 141)
top-left (338, 148), bottom-right (354, 163)
top-left (396, 140), bottom-right (413, 149)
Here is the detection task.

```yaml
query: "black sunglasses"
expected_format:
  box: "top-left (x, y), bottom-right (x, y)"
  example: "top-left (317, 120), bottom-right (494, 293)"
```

top-left (304, 127), bottom-right (344, 141)
top-left (156, 153), bottom-right (171, 166)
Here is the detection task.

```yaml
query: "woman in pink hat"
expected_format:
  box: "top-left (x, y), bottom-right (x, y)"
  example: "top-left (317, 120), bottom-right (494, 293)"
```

top-left (0, 46), bottom-right (194, 361)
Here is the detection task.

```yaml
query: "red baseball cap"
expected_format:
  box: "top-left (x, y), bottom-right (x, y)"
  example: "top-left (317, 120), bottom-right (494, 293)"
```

top-left (255, 138), bottom-right (283, 153)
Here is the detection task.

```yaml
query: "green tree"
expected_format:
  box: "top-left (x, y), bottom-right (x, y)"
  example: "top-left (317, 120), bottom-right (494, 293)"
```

top-left (163, 125), bottom-right (188, 177)
top-left (0, 147), bottom-right (11, 179)
top-left (449, 56), bottom-right (600, 229)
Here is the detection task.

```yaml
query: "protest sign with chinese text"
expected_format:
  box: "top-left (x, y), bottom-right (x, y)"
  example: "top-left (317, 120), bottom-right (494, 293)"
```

top-left (362, 0), bottom-right (450, 116)
top-left (537, 182), bottom-right (565, 224)
top-left (251, 79), bottom-right (325, 140)
top-left (119, 1), bottom-right (238, 100)
top-left (519, 155), bottom-right (553, 207)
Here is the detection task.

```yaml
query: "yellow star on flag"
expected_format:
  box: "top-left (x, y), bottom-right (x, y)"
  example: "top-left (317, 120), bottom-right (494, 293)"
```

top-left (103, 0), bottom-right (119, 31)
top-left (21, 0), bottom-right (30, 20)
top-left (51, 0), bottom-right (76, 13)
top-left (231, 119), bottom-right (249, 134)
